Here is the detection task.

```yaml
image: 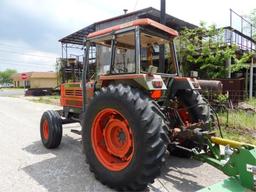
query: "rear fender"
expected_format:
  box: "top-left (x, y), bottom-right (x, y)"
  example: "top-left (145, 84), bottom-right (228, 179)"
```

top-left (98, 74), bottom-right (167, 91)
top-left (169, 77), bottom-right (201, 98)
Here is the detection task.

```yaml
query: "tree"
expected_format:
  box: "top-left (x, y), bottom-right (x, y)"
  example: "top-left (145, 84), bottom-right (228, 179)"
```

top-left (247, 9), bottom-right (256, 40)
top-left (0, 69), bottom-right (17, 84)
top-left (176, 23), bottom-right (252, 79)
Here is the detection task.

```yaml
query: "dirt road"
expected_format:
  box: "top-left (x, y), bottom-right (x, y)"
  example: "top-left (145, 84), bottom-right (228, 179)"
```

top-left (0, 97), bottom-right (227, 192)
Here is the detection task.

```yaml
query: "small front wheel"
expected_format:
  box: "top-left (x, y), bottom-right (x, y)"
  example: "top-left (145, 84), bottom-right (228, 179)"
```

top-left (40, 110), bottom-right (63, 149)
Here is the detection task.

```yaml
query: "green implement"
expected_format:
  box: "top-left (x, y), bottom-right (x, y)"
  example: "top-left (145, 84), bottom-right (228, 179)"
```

top-left (194, 136), bottom-right (256, 191)
top-left (198, 178), bottom-right (248, 192)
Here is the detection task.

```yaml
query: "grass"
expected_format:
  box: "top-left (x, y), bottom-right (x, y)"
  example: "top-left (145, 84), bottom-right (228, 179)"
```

top-left (222, 130), bottom-right (256, 146)
top-left (0, 87), bottom-right (24, 90)
top-left (245, 98), bottom-right (256, 108)
top-left (217, 98), bottom-right (256, 145)
top-left (218, 111), bottom-right (256, 130)
top-left (30, 95), bottom-right (60, 105)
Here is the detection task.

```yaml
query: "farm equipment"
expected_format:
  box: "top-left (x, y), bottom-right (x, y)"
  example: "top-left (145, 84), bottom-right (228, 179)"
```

top-left (40, 18), bottom-right (256, 191)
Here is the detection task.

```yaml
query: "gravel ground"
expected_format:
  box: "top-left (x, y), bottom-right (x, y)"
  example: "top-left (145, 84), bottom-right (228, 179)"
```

top-left (0, 97), bottom-right (227, 192)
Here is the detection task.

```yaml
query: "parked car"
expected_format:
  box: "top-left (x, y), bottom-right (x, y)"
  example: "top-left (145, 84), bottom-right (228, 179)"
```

top-left (1, 83), bottom-right (14, 88)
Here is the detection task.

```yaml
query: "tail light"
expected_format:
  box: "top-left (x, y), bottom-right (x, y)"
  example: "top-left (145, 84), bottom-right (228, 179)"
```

top-left (150, 90), bottom-right (162, 100)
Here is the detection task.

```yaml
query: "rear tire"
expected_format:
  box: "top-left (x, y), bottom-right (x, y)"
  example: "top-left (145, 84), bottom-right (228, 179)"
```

top-left (82, 84), bottom-right (167, 191)
top-left (177, 90), bottom-right (212, 124)
top-left (40, 110), bottom-right (62, 149)
top-left (169, 90), bottom-right (213, 158)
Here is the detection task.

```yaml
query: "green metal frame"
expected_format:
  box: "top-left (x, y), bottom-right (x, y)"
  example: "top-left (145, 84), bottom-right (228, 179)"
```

top-left (194, 136), bottom-right (256, 190)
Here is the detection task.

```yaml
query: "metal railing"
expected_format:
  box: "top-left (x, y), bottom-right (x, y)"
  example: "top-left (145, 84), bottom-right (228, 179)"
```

top-left (201, 89), bottom-right (256, 106)
top-left (224, 27), bottom-right (256, 51)
top-left (226, 9), bottom-right (256, 52)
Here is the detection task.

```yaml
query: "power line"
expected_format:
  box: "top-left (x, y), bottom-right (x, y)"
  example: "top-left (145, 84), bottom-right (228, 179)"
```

top-left (0, 42), bottom-right (41, 51)
top-left (0, 43), bottom-right (36, 52)
top-left (0, 42), bottom-right (59, 58)
top-left (133, 0), bottom-right (140, 11)
top-left (0, 57), bottom-right (55, 66)
top-left (0, 60), bottom-right (55, 68)
top-left (0, 48), bottom-right (56, 59)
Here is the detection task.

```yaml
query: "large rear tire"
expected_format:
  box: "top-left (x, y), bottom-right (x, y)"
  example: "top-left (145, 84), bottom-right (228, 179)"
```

top-left (169, 90), bottom-right (214, 158)
top-left (82, 84), bottom-right (167, 191)
top-left (177, 90), bottom-right (212, 124)
top-left (40, 110), bottom-right (63, 149)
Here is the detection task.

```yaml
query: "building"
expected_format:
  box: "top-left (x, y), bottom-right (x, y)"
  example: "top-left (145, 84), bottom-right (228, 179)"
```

top-left (12, 72), bottom-right (57, 88)
top-left (59, 7), bottom-right (196, 47)
top-left (217, 9), bottom-right (256, 98)
top-left (58, 7), bottom-right (196, 83)
top-left (58, 7), bottom-right (256, 100)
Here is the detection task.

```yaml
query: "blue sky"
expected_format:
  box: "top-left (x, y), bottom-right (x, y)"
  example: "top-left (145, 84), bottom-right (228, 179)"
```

top-left (0, 0), bottom-right (255, 72)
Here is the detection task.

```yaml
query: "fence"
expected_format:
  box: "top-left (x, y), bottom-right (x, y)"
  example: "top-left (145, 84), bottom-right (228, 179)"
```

top-left (226, 9), bottom-right (256, 52)
top-left (202, 89), bottom-right (256, 107)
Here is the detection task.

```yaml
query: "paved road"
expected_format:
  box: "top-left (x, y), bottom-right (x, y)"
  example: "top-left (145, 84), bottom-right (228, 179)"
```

top-left (0, 89), bottom-right (25, 96)
top-left (0, 97), bottom-right (227, 192)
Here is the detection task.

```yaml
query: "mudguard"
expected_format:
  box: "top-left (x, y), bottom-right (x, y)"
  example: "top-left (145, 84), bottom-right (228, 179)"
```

top-left (168, 77), bottom-right (201, 98)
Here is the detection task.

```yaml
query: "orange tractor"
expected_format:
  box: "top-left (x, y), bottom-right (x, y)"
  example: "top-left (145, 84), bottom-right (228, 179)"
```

top-left (40, 19), bottom-right (256, 191)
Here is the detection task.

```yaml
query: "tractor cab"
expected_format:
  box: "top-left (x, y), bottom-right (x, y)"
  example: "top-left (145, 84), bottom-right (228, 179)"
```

top-left (82, 19), bottom-right (185, 97)
top-left (86, 18), bottom-right (179, 76)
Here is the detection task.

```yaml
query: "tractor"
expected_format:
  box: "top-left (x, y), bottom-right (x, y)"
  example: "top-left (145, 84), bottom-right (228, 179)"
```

top-left (40, 18), bottom-right (256, 191)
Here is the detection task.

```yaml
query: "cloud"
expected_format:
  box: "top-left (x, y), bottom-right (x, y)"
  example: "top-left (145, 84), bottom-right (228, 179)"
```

top-left (0, 0), bottom-right (255, 72)
top-left (0, 39), bottom-right (57, 72)
top-left (4, 0), bottom-right (113, 31)
top-left (0, 0), bottom-right (116, 72)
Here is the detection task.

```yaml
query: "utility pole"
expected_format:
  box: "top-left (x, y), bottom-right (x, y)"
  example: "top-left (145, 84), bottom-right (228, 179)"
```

top-left (159, 0), bottom-right (166, 73)
top-left (160, 0), bottom-right (166, 24)
top-left (249, 57), bottom-right (254, 99)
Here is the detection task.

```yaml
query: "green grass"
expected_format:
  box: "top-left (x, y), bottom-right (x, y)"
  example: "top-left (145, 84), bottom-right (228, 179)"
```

top-left (31, 96), bottom-right (60, 105)
top-left (245, 98), bottom-right (256, 108)
top-left (218, 111), bottom-right (256, 130)
top-left (0, 87), bottom-right (24, 90)
top-left (218, 110), bottom-right (256, 145)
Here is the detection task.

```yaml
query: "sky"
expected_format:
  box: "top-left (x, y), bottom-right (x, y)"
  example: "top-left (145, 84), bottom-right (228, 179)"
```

top-left (0, 0), bottom-right (255, 72)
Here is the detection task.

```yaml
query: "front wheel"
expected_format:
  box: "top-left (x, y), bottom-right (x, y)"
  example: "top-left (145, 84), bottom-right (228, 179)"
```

top-left (82, 84), bottom-right (167, 191)
top-left (40, 110), bottom-right (62, 149)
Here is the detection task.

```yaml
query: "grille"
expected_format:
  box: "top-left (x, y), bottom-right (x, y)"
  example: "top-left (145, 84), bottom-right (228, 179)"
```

top-left (65, 89), bottom-right (82, 97)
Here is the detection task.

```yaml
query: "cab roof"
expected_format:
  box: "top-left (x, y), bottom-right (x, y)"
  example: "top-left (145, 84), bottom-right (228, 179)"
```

top-left (87, 18), bottom-right (179, 39)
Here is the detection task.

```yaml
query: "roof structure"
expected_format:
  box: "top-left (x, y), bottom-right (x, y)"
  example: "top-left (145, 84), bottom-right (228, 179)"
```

top-left (59, 7), bottom-right (197, 45)
top-left (87, 18), bottom-right (179, 38)
top-left (30, 72), bottom-right (57, 79)
top-left (12, 72), bottom-right (57, 80)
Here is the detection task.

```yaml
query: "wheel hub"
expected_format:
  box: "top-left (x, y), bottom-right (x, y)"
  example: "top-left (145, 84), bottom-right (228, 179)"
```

top-left (103, 119), bottom-right (132, 159)
top-left (118, 130), bottom-right (126, 144)
top-left (42, 120), bottom-right (49, 140)
top-left (91, 108), bottom-right (134, 171)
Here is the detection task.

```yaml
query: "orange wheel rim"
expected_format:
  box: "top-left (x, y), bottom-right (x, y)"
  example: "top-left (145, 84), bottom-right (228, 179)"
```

top-left (91, 108), bottom-right (134, 171)
top-left (42, 120), bottom-right (49, 140)
top-left (178, 102), bottom-right (193, 127)
top-left (178, 108), bottom-right (191, 125)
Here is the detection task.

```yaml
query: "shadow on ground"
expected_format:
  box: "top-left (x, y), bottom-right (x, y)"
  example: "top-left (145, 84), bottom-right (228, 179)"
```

top-left (152, 156), bottom-right (204, 192)
top-left (23, 134), bottom-right (204, 192)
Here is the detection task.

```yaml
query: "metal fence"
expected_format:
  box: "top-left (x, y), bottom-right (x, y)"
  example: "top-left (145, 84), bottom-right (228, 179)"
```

top-left (201, 89), bottom-right (255, 106)
top-left (226, 9), bottom-right (256, 51)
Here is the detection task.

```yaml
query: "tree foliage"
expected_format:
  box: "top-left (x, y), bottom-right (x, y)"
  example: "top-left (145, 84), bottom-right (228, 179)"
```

top-left (0, 69), bottom-right (17, 84)
top-left (176, 22), bottom-right (252, 79)
top-left (249, 9), bottom-right (256, 40)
